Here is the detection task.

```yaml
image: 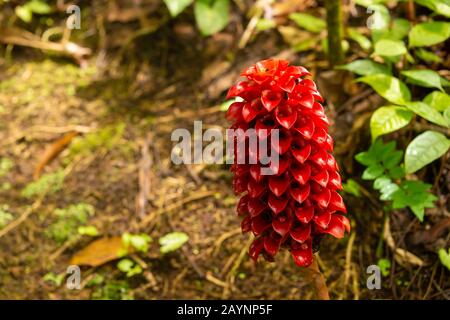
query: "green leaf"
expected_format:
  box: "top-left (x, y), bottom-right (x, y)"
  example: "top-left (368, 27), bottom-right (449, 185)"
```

top-left (21, 170), bottom-right (65, 198)
top-left (444, 107), bottom-right (450, 126)
top-left (117, 259), bottom-right (142, 277)
top-left (355, 151), bottom-right (376, 166)
top-left (368, 4), bottom-right (390, 39)
top-left (370, 106), bottom-right (413, 141)
top-left (163, 0), bottom-right (193, 17)
top-left (256, 18), bottom-right (276, 31)
top-left (438, 248), bottom-right (450, 271)
top-left (15, 6), bottom-right (32, 23)
top-left (415, 0), bottom-right (450, 18)
top-left (388, 166), bottom-right (405, 179)
top-left (362, 164), bottom-right (384, 180)
top-left (220, 99), bottom-right (234, 111)
top-left (415, 48), bottom-right (442, 63)
top-left (401, 69), bottom-right (444, 91)
top-left (159, 232), bottom-right (189, 254)
top-left (379, 180), bottom-right (400, 200)
top-left (424, 91), bottom-right (450, 112)
top-left (347, 28), bottom-right (372, 51)
top-left (289, 13), bottom-right (326, 33)
top-left (404, 101), bottom-right (448, 127)
top-left (194, 0), bottom-right (229, 36)
top-left (358, 74), bottom-right (411, 105)
top-left (383, 150), bottom-right (404, 169)
top-left (26, 0), bottom-right (52, 14)
top-left (408, 22), bottom-right (450, 47)
top-left (390, 18), bottom-right (411, 40)
top-left (373, 176), bottom-right (391, 190)
top-left (392, 180), bottom-right (436, 221)
top-left (342, 179), bottom-right (361, 197)
top-left (405, 130), bottom-right (450, 174)
top-left (122, 233), bottom-right (152, 253)
top-left (337, 59), bottom-right (390, 76)
top-left (374, 39), bottom-right (407, 56)
top-left (78, 226), bottom-right (99, 237)
top-left (377, 258), bottom-right (391, 276)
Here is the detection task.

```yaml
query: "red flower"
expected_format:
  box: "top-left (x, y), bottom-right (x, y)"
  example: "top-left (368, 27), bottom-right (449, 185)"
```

top-left (226, 59), bottom-right (350, 267)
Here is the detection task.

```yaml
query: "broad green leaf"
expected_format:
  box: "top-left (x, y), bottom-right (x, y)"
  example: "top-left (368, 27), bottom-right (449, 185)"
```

top-left (370, 106), bottom-right (413, 141)
top-left (379, 181), bottom-right (400, 200)
top-left (383, 150), bottom-right (404, 169)
top-left (374, 39), bottom-right (407, 56)
top-left (444, 107), bottom-right (450, 126)
top-left (424, 91), bottom-right (450, 112)
top-left (415, 48), bottom-right (442, 63)
top-left (159, 232), bottom-right (189, 254)
top-left (337, 59), bottom-right (390, 76)
top-left (347, 28), bottom-right (372, 51)
top-left (194, 0), bottom-right (229, 36)
top-left (405, 130), bottom-right (450, 173)
top-left (163, 0), bottom-right (194, 17)
top-left (15, 6), bottom-right (32, 23)
top-left (373, 176), bottom-right (391, 190)
top-left (354, 0), bottom-right (389, 7)
top-left (390, 18), bottom-right (410, 40)
top-left (438, 248), bottom-right (450, 271)
top-left (26, 0), bottom-right (52, 14)
top-left (355, 151), bottom-right (376, 166)
top-left (404, 101), bottom-right (448, 127)
top-left (401, 69), bottom-right (444, 91)
top-left (289, 13), bottom-right (326, 33)
top-left (415, 0), bottom-right (450, 18)
top-left (369, 4), bottom-right (391, 42)
top-left (122, 233), bottom-right (152, 253)
top-left (358, 74), bottom-right (411, 104)
top-left (409, 22), bottom-right (450, 47)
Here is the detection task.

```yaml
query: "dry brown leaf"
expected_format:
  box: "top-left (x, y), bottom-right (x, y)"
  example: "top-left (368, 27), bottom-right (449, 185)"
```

top-left (69, 236), bottom-right (126, 267)
top-left (33, 131), bottom-right (79, 180)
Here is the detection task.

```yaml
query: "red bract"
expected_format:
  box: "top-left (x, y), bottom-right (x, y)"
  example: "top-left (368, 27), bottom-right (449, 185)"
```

top-left (226, 59), bottom-right (350, 267)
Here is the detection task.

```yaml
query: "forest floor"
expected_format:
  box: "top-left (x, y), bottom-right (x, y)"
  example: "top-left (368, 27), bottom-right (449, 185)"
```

top-left (0, 21), bottom-right (447, 300)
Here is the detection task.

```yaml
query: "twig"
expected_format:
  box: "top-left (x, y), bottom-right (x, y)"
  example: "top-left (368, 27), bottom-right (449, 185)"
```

top-left (343, 232), bottom-right (356, 299)
top-left (0, 197), bottom-right (43, 239)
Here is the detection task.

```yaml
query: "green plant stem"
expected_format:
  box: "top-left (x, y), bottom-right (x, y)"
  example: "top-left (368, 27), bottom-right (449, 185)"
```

top-left (325, 0), bottom-right (344, 67)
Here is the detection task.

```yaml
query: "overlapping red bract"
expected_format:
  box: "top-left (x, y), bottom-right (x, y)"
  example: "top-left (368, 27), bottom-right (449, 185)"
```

top-left (226, 59), bottom-right (350, 267)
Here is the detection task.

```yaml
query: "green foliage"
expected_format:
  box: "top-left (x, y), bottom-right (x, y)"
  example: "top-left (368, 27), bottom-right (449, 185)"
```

top-left (91, 281), bottom-right (133, 300)
top-left (347, 28), bottom-right (372, 51)
top-left (21, 170), bottom-right (65, 199)
top-left (370, 106), bottom-right (413, 141)
top-left (415, 0), bottom-right (450, 17)
top-left (374, 39), bottom-right (407, 57)
top-left (438, 248), bottom-right (450, 271)
top-left (163, 0), bottom-right (193, 17)
top-left (424, 91), bottom-right (450, 112)
top-left (342, 179), bottom-right (362, 197)
top-left (337, 59), bottom-right (390, 76)
top-left (391, 180), bottom-right (436, 221)
top-left (0, 204), bottom-right (14, 228)
top-left (159, 232), bottom-right (189, 254)
top-left (122, 233), bottom-right (152, 253)
top-left (117, 259), bottom-right (143, 277)
top-left (415, 48), bottom-right (442, 63)
top-left (43, 272), bottom-right (65, 286)
top-left (0, 158), bottom-right (13, 177)
top-left (289, 13), bottom-right (326, 33)
top-left (15, 0), bottom-right (52, 23)
top-left (356, 140), bottom-right (438, 221)
top-left (401, 69), bottom-right (444, 91)
top-left (194, 0), bottom-right (229, 36)
top-left (46, 203), bottom-right (95, 244)
top-left (78, 225), bottom-right (99, 237)
top-left (357, 74), bottom-right (411, 105)
top-left (67, 123), bottom-right (125, 159)
top-left (377, 258), bottom-right (391, 276)
top-left (405, 131), bottom-right (450, 174)
top-left (408, 22), bottom-right (450, 47)
top-left (404, 102), bottom-right (448, 127)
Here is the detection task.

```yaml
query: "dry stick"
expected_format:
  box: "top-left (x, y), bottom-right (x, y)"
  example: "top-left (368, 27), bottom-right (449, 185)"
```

top-left (0, 197), bottom-right (43, 239)
top-left (308, 256), bottom-right (330, 300)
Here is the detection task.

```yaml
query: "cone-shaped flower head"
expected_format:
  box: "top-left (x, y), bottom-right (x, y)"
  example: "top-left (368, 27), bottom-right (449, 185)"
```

top-left (226, 59), bottom-right (350, 267)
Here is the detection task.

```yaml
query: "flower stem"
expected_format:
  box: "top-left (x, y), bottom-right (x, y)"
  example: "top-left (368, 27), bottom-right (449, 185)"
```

top-left (309, 257), bottom-right (330, 300)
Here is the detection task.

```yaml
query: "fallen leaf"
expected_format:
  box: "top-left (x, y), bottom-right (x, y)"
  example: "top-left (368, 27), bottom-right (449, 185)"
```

top-left (69, 236), bottom-right (127, 267)
top-left (33, 131), bottom-right (79, 179)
